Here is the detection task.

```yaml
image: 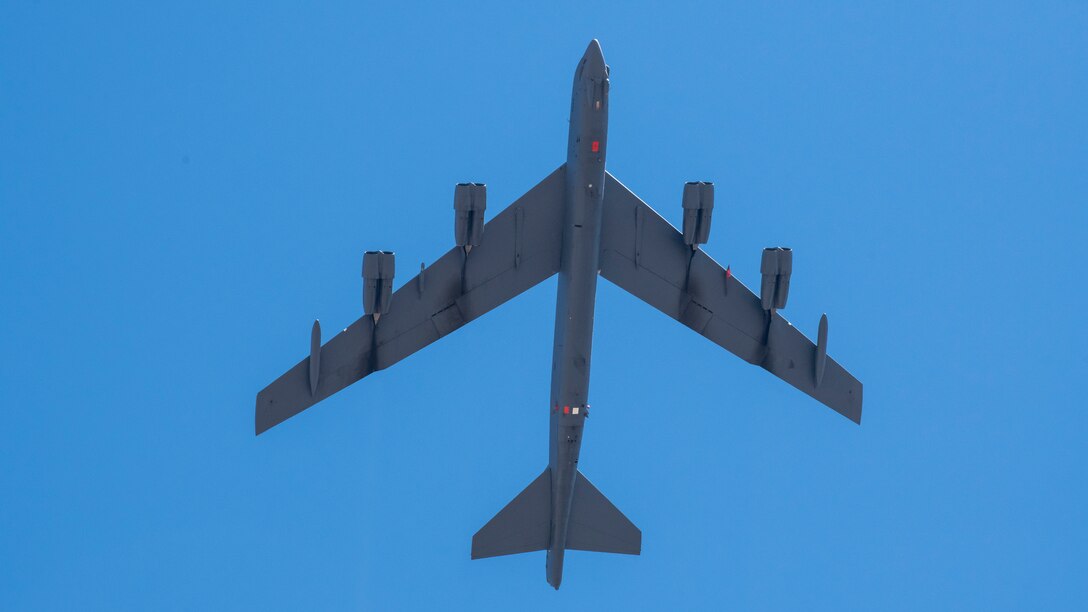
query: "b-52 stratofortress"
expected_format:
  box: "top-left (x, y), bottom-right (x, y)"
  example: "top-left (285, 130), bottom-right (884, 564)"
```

top-left (256, 40), bottom-right (862, 589)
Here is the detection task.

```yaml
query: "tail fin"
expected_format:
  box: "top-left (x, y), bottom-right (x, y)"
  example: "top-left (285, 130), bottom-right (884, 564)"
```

top-left (567, 471), bottom-right (641, 555)
top-left (471, 468), bottom-right (552, 559)
top-left (472, 468), bottom-right (641, 560)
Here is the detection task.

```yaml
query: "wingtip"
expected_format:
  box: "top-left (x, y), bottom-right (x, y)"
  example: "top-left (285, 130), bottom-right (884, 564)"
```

top-left (254, 394), bottom-right (262, 435)
top-left (254, 391), bottom-right (276, 436)
top-left (851, 382), bottom-right (864, 425)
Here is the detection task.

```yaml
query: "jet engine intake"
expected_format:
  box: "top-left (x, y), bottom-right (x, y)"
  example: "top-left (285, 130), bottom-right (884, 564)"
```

top-left (454, 183), bottom-right (487, 248)
top-left (760, 247), bottom-right (793, 310)
top-left (681, 181), bottom-right (714, 247)
top-left (362, 250), bottom-right (396, 319)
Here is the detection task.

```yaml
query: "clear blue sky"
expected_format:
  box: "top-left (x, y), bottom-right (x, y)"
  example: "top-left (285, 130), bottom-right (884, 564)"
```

top-left (2, 2), bottom-right (1085, 610)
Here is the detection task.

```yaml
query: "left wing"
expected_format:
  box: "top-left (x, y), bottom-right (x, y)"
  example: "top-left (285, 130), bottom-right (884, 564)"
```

top-left (598, 172), bottom-right (862, 423)
top-left (256, 165), bottom-right (567, 434)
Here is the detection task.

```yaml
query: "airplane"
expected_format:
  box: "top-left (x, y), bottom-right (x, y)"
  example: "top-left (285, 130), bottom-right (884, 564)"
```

top-left (255, 39), bottom-right (862, 589)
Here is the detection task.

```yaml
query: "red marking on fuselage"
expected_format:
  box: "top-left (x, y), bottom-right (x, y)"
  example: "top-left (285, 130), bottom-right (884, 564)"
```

top-left (591, 141), bottom-right (599, 153)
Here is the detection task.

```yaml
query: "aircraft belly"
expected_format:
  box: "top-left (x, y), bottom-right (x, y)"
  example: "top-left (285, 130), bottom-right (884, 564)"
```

top-left (546, 149), bottom-right (605, 587)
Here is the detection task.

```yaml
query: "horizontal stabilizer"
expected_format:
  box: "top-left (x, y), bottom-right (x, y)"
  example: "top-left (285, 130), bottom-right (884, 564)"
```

top-left (471, 468), bottom-right (552, 559)
top-left (567, 471), bottom-right (641, 555)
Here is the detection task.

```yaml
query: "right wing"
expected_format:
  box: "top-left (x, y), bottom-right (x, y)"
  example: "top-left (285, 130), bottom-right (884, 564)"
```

top-left (599, 172), bottom-right (862, 423)
top-left (256, 165), bottom-right (567, 434)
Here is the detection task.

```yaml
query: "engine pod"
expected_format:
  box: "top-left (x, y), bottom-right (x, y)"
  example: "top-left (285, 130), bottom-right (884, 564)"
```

top-left (774, 247), bottom-right (792, 310)
top-left (454, 183), bottom-right (487, 247)
top-left (681, 181), bottom-right (714, 246)
top-left (760, 248), bottom-right (779, 311)
top-left (362, 250), bottom-right (396, 316)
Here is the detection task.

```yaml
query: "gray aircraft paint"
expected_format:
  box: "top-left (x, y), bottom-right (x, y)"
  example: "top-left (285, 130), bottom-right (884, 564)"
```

top-left (255, 40), bottom-right (863, 590)
top-left (545, 39), bottom-right (609, 589)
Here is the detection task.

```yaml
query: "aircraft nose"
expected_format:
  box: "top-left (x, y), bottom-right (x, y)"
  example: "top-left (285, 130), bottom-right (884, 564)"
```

top-left (580, 39), bottom-right (607, 78)
top-left (584, 39), bottom-right (603, 61)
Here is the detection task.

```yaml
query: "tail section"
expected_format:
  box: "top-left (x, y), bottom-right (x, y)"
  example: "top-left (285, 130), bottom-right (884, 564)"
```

top-left (471, 468), bottom-right (552, 559)
top-left (567, 471), bottom-right (641, 555)
top-left (472, 467), bottom-right (641, 562)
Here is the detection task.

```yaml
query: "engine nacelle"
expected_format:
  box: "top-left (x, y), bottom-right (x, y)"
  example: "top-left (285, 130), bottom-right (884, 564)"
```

top-left (775, 247), bottom-right (792, 309)
top-left (760, 248), bottom-right (777, 310)
top-left (362, 250), bottom-right (396, 318)
top-left (681, 181), bottom-right (714, 247)
top-left (454, 183), bottom-right (487, 248)
top-left (760, 247), bottom-right (793, 310)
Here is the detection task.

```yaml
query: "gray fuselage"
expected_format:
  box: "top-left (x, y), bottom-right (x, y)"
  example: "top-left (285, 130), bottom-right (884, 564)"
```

top-left (546, 39), bottom-right (610, 590)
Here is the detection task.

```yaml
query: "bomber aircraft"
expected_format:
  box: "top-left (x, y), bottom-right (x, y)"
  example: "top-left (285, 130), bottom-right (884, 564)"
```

top-left (256, 40), bottom-right (863, 589)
